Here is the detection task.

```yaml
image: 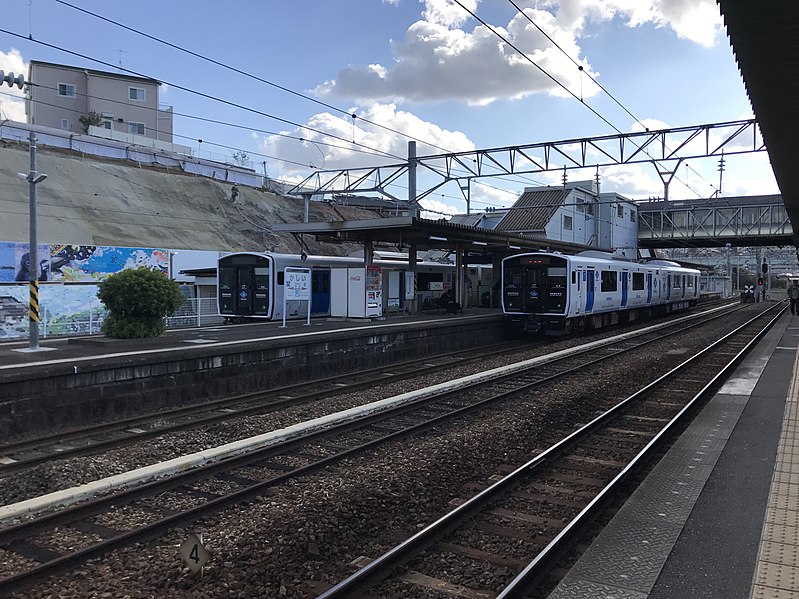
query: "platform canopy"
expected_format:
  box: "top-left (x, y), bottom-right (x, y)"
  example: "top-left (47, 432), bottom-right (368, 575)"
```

top-left (718, 0), bottom-right (799, 248)
top-left (273, 216), bottom-right (601, 257)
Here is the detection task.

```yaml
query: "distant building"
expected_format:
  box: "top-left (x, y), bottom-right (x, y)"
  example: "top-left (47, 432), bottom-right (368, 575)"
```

top-left (460, 181), bottom-right (639, 258)
top-left (26, 60), bottom-right (173, 142)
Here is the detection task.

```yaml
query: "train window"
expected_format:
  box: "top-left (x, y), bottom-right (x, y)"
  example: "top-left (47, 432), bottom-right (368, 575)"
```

top-left (277, 272), bottom-right (284, 285)
top-left (632, 272), bottom-right (644, 290)
top-left (601, 270), bottom-right (618, 292)
top-left (572, 271), bottom-right (576, 284)
top-left (687, 276), bottom-right (695, 288)
top-left (673, 275), bottom-right (681, 289)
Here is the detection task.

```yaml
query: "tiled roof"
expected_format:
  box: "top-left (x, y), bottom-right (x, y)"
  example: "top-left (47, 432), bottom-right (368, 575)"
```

top-left (496, 188), bottom-right (565, 233)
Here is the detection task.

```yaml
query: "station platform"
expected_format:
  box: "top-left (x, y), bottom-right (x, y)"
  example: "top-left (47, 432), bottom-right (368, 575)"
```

top-left (548, 309), bottom-right (799, 599)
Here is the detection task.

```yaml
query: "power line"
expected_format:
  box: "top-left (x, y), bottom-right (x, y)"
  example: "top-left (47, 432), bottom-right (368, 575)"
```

top-left (51, 0), bottom-right (461, 156)
top-left (45, 1), bottom-right (554, 192)
top-left (0, 27), bottom-right (406, 162)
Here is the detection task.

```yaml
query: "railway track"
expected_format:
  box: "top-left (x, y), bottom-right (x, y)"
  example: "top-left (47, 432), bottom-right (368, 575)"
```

top-left (0, 304), bottom-right (736, 477)
top-left (315, 303), bottom-right (785, 598)
top-left (0, 302), bottom-right (750, 596)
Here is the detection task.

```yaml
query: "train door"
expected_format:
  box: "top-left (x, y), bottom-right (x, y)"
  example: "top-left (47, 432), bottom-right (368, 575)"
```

top-left (311, 269), bottom-right (330, 314)
top-left (621, 270), bottom-right (629, 307)
top-left (646, 273), bottom-right (653, 303)
top-left (235, 269), bottom-right (253, 315)
top-left (585, 268), bottom-right (595, 312)
top-left (574, 268), bottom-right (582, 314)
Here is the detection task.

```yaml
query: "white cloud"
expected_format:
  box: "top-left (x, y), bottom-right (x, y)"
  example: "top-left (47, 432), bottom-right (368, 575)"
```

top-left (422, 0), bottom-right (478, 28)
top-left (260, 102), bottom-right (475, 178)
top-left (544, 0), bottom-right (722, 47)
top-left (315, 0), bottom-right (721, 107)
top-left (316, 2), bottom-right (598, 106)
top-left (0, 49), bottom-right (27, 122)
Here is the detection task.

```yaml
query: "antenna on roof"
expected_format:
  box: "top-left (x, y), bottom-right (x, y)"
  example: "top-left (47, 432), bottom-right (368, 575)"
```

top-left (117, 49), bottom-right (127, 73)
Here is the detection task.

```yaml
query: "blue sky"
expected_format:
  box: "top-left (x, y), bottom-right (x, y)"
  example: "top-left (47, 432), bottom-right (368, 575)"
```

top-left (0, 0), bottom-right (779, 216)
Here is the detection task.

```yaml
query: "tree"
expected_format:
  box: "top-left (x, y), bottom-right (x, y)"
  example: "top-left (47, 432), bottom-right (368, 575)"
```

top-left (232, 150), bottom-right (251, 168)
top-left (97, 267), bottom-right (185, 338)
top-left (78, 111), bottom-right (104, 134)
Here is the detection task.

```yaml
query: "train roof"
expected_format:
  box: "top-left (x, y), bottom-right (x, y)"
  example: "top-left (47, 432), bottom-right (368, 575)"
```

top-left (503, 251), bottom-right (700, 273)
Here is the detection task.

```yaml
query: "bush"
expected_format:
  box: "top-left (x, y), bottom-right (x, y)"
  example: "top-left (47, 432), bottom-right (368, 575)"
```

top-left (97, 267), bottom-right (185, 338)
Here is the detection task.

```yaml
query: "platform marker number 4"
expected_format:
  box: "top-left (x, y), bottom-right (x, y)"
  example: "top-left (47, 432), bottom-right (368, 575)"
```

top-left (180, 533), bottom-right (210, 573)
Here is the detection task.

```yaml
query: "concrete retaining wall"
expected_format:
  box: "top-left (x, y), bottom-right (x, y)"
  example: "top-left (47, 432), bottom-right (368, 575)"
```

top-left (0, 317), bottom-right (513, 438)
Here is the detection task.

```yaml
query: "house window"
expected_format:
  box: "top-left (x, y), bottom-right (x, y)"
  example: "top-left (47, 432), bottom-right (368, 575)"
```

top-left (563, 215), bottom-right (573, 231)
top-left (630, 209), bottom-right (636, 222)
top-left (617, 205), bottom-right (624, 218)
top-left (129, 87), bottom-right (146, 101)
top-left (58, 83), bottom-right (76, 97)
top-left (60, 118), bottom-right (70, 130)
top-left (127, 122), bottom-right (145, 135)
top-left (586, 202), bottom-right (595, 216)
top-left (576, 197), bottom-right (585, 213)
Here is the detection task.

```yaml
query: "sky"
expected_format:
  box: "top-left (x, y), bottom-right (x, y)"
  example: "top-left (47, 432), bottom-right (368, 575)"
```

top-left (0, 0), bottom-right (780, 217)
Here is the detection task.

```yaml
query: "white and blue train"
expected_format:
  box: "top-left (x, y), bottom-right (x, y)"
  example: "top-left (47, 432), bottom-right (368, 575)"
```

top-left (502, 251), bottom-right (701, 335)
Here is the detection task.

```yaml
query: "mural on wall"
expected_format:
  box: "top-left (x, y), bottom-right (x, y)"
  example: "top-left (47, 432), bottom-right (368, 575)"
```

top-left (0, 285), bottom-right (105, 339)
top-left (0, 243), bottom-right (168, 283)
top-left (0, 242), bottom-right (51, 283)
top-left (0, 243), bottom-right (168, 339)
top-left (48, 245), bottom-right (168, 281)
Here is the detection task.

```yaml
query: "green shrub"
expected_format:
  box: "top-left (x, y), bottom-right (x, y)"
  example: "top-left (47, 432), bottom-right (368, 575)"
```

top-left (97, 267), bottom-right (185, 338)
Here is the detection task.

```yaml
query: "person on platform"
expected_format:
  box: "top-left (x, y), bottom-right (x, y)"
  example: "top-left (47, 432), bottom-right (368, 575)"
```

top-left (788, 280), bottom-right (799, 315)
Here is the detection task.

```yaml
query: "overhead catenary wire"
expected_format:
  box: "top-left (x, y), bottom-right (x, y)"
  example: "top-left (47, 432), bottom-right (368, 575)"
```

top-left (451, 0), bottom-right (709, 201)
top-left (504, 0), bottom-right (726, 201)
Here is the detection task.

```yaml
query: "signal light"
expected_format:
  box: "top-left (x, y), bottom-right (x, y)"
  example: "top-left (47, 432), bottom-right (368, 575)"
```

top-left (757, 277), bottom-right (764, 286)
top-left (0, 71), bottom-right (25, 89)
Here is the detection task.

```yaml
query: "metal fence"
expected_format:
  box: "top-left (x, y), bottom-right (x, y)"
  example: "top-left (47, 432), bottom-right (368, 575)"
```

top-left (0, 296), bottom-right (223, 340)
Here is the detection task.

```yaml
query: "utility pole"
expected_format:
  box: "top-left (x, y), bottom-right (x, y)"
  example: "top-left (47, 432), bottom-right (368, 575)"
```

top-left (17, 132), bottom-right (48, 351)
top-left (0, 71), bottom-right (53, 352)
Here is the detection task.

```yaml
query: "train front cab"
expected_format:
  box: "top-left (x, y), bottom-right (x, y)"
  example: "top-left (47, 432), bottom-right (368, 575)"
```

top-left (502, 254), bottom-right (569, 335)
top-left (218, 253), bottom-right (273, 319)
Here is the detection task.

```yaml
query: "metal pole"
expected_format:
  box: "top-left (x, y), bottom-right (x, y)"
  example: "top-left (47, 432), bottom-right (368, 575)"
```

top-left (28, 131), bottom-right (40, 350)
top-left (408, 141), bottom-right (417, 217)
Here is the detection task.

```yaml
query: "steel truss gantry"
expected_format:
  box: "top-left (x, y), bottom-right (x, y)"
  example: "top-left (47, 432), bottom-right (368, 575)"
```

top-left (290, 119), bottom-right (765, 204)
top-left (637, 195), bottom-right (793, 248)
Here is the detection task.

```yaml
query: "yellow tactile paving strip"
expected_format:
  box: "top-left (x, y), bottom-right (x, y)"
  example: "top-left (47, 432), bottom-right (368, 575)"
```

top-left (752, 346), bottom-right (799, 599)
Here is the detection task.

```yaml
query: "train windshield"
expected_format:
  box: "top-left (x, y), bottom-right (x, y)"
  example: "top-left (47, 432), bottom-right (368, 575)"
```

top-left (503, 255), bottom-right (568, 313)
